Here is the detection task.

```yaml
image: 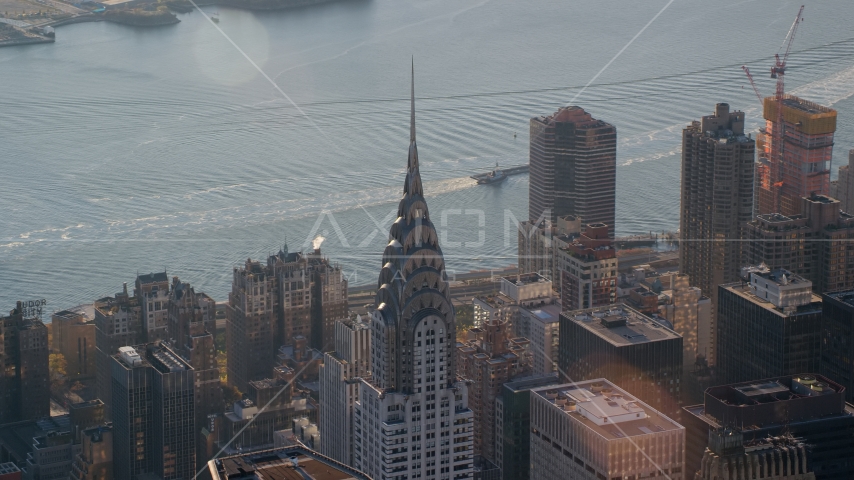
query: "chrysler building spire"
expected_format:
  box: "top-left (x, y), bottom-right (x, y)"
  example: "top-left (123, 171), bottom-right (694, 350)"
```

top-left (410, 57), bottom-right (416, 144)
top-left (407, 58), bottom-right (419, 174)
top-left (353, 65), bottom-right (474, 479)
top-left (370, 62), bottom-right (456, 394)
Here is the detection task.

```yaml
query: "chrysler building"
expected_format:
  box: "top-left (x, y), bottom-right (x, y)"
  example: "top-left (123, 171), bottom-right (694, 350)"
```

top-left (353, 62), bottom-right (474, 480)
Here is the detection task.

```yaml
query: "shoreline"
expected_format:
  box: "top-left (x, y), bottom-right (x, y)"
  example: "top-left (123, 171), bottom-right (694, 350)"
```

top-left (42, 0), bottom-right (353, 30)
top-left (0, 35), bottom-right (54, 47)
top-left (165, 0), bottom-right (349, 13)
top-left (48, 12), bottom-right (180, 28)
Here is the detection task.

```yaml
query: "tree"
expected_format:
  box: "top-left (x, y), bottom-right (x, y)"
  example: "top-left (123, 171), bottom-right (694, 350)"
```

top-left (49, 353), bottom-right (68, 399)
top-left (221, 384), bottom-right (242, 406)
top-left (216, 332), bottom-right (228, 382)
top-left (455, 304), bottom-right (475, 341)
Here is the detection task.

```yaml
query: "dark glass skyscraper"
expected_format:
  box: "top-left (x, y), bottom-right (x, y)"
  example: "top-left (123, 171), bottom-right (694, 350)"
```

top-left (821, 290), bottom-right (854, 403)
top-left (558, 304), bottom-right (684, 421)
top-left (683, 374), bottom-right (854, 479)
top-left (528, 106), bottom-right (616, 234)
top-left (717, 268), bottom-right (822, 386)
top-left (0, 302), bottom-right (50, 424)
top-left (111, 343), bottom-right (195, 480)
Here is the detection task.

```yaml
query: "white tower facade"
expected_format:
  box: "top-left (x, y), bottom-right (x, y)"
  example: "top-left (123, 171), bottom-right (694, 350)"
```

top-left (319, 316), bottom-right (371, 466)
top-left (353, 63), bottom-right (475, 480)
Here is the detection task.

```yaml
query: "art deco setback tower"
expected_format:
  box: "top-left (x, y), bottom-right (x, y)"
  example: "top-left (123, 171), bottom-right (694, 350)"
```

top-left (226, 259), bottom-right (277, 392)
top-left (353, 66), bottom-right (474, 479)
top-left (528, 107), bottom-right (616, 235)
top-left (679, 103), bottom-right (754, 367)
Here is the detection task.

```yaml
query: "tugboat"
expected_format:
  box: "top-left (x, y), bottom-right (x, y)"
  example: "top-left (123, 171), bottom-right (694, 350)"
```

top-left (476, 162), bottom-right (507, 185)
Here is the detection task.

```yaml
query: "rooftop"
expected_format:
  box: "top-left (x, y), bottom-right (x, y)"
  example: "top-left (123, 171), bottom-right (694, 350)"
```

top-left (534, 106), bottom-right (614, 131)
top-left (533, 379), bottom-right (682, 441)
top-left (51, 308), bottom-right (92, 323)
top-left (501, 272), bottom-right (550, 287)
top-left (781, 96), bottom-right (835, 115)
top-left (756, 213), bottom-right (793, 224)
top-left (209, 445), bottom-right (371, 480)
top-left (136, 272), bottom-right (168, 285)
top-left (825, 289), bottom-right (854, 308)
top-left (0, 462), bottom-right (21, 475)
top-left (687, 374), bottom-right (852, 431)
top-left (525, 303), bottom-right (561, 324)
top-left (503, 373), bottom-right (560, 394)
top-left (473, 292), bottom-right (515, 309)
top-left (113, 344), bottom-right (192, 373)
top-left (0, 462), bottom-right (21, 474)
top-left (714, 375), bottom-right (843, 405)
top-left (744, 265), bottom-right (809, 287)
top-left (0, 416), bottom-right (71, 466)
top-left (720, 282), bottom-right (821, 317)
top-left (564, 304), bottom-right (680, 346)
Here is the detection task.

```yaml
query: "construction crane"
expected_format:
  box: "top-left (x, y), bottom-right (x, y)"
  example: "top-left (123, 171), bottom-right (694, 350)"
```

top-left (742, 5), bottom-right (805, 210)
top-left (769, 5), bottom-right (805, 205)
top-left (741, 66), bottom-right (764, 107)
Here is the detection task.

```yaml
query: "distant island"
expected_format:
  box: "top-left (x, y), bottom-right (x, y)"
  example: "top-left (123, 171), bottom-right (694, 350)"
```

top-left (103, 8), bottom-right (180, 26)
top-left (0, 0), bottom-right (354, 41)
top-left (165, 0), bottom-right (347, 13)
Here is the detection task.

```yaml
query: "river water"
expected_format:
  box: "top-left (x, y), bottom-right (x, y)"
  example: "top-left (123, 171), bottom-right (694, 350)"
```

top-left (2, 0), bottom-right (854, 309)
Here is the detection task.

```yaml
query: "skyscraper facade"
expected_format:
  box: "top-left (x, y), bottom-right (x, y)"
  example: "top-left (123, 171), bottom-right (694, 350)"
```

top-left (529, 379), bottom-right (685, 480)
top-left (528, 107), bottom-right (616, 235)
top-left (0, 302), bottom-right (50, 424)
top-left (456, 319), bottom-right (530, 465)
top-left (94, 285), bottom-right (143, 412)
top-left (70, 424), bottom-right (113, 480)
top-left (694, 428), bottom-right (815, 480)
top-left (755, 96), bottom-right (837, 217)
top-left (556, 223), bottom-right (618, 311)
top-left (136, 272), bottom-right (171, 343)
top-left (227, 249), bottom-right (349, 391)
top-left (558, 304), bottom-right (684, 420)
top-left (353, 71), bottom-right (474, 479)
top-left (833, 148), bottom-right (854, 214)
top-left (679, 103), bottom-right (755, 368)
top-left (226, 259), bottom-right (277, 392)
top-left (653, 273), bottom-right (713, 404)
top-left (51, 309), bottom-right (96, 380)
top-left (165, 277), bottom-right (222, 470)
top-left (683, 374), bottom-right (854, 479)
top-left (520, 304), bottom-right (559, 376)
top-left (494, 374), bottom-right (559, 480)
top-left (717, 267), bottom-right (822, 386)
top-left (746, 195), bottom-right (854, 294)
top-left (319, 316), bottom-right (370, 466)
top-left (820, 290), bottom-right (854, 404)
top-left (111, 343), bottom-right (195, 480)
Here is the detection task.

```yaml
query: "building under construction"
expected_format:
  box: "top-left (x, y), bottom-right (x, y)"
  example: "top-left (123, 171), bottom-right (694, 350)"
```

top-left (755, 95), bottom-right (837, 217)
